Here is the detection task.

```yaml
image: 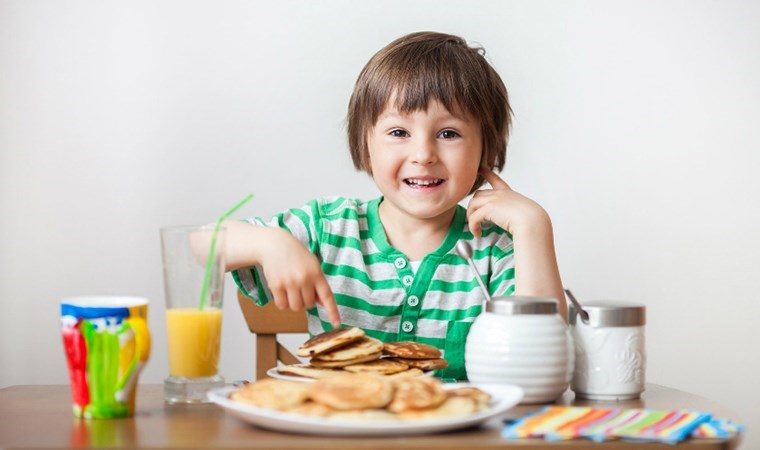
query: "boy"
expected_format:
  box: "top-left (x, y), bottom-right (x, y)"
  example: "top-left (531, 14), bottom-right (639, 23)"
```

top-left (223, 32), bottom-right (564, 379)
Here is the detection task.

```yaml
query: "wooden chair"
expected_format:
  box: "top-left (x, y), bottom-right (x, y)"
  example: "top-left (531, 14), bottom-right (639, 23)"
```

top-left (237, 290), bottom-right (308, 380)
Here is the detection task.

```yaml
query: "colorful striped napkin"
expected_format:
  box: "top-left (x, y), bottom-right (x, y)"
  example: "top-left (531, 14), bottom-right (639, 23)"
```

top-left (503, 406), bottom-right (743, 444)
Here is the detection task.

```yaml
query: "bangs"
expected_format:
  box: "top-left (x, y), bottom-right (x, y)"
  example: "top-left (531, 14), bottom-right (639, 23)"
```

top-left (368, 41), bottom-right (483, 122)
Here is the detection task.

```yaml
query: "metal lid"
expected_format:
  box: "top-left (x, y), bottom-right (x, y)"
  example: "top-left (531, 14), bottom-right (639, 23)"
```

top-left (485, 296), bottom-right (559, 315)
top-left (570, 303), bottom-right (646, 327)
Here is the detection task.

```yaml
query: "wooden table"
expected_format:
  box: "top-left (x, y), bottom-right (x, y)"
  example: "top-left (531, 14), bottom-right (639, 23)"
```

top-left (0, 383), bottom-right (742, 449)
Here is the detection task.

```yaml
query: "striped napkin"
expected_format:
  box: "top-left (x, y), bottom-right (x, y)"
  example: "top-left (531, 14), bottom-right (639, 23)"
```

top-left (502, 406), bottom-right (743, 444)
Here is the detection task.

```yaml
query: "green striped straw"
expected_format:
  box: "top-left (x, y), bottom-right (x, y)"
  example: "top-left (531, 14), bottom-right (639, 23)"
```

top-left (199, 193), bottom-right (254, 310)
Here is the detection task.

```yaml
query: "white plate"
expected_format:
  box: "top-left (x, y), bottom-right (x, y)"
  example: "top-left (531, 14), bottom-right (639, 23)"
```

top-left (208, 383), bottom-right (523, 436)
top-left (266, 365), bottom-right (433, 382)
top-left (265, 366), bottom-right (317, 382)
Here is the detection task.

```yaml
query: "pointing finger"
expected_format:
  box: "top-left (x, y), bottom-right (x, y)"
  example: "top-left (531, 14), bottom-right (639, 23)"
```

top-left (480, 168), bottom-right (511, 190)
top-left (315, 279), bottom-right (342, 329)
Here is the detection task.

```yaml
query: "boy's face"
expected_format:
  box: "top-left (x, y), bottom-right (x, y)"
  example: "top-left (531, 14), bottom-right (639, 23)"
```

top-left (367, 99), bottom-right (482, 223)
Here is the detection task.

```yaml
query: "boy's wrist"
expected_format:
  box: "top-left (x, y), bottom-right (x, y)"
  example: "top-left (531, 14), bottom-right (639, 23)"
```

top-left (509, 206), bottom-right (552, 239)
top-left (247, 227), bottom-right (289, 265)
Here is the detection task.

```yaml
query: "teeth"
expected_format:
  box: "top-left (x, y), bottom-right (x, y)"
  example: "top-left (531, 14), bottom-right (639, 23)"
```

top-left (406, 178), bottom-right (442, 186)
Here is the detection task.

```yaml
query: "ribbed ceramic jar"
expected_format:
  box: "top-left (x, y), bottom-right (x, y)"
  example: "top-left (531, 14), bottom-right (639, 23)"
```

top-left (570, 303), bottom-right (646, 401)
top-left (464, 296), bottom-right (574, 404)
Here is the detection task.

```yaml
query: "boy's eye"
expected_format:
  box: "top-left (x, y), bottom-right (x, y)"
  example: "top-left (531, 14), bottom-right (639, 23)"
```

top-left (438, 129), bottom-right (461, 139)
top-left (389, 129), bottom-right (409, 138)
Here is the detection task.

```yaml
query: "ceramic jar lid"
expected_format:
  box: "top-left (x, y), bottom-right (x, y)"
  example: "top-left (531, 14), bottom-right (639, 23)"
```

top-left (486, 296), bottom-right (559, 315)
top-left (570, 303), bottom-right (646, 327)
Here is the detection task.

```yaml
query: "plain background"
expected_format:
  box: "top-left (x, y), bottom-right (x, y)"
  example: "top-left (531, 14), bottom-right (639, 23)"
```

top-left (1, 0), bottom-right (758, 447)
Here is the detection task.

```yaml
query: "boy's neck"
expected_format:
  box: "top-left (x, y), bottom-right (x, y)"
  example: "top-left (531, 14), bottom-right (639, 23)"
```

top-left (377, 201), bottom-right (456, 261)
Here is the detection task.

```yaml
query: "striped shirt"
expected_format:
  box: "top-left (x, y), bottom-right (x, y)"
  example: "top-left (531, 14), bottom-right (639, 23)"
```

top-left (232, 196), bottom-right (515, 380)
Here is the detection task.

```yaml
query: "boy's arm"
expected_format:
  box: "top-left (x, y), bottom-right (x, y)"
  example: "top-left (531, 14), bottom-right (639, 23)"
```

top-left (509, 211), bottom-right (566, 319)
top-left (193, 220), bottom-right (342, 327)
top-left (466, 169), bottom-right (567, 320)
top-left (218, 219), bottom-right (284, 271)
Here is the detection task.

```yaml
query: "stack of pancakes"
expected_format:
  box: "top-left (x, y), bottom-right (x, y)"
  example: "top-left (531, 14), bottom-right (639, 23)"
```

top-left (231, 373), bottom-right (492, 421)
top-left (277, 327), bottom-right (449, 380)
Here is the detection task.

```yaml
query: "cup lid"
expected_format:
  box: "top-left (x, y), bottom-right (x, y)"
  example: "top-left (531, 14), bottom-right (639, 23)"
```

top-left (485, 296), bottom-right (559, 315)
top-left (570, 303), bottom-right (646, 327)
top-left (61, 296), bottom-right (148, 319)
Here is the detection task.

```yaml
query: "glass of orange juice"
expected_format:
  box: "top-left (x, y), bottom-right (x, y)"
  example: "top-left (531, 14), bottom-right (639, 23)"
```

top-left (160, 225), bottom-right (226, 403)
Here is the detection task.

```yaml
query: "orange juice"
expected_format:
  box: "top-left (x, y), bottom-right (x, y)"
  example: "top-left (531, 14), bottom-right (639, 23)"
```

top-left (166, 308), bottom-right (222, 377)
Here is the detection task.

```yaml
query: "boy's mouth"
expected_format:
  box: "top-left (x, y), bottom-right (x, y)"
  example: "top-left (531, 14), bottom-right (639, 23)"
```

top-left (404, 178), bottom-right (444, 188)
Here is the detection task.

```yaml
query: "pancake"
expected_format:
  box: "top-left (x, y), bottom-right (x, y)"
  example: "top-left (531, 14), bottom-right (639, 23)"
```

top-left (230, 378), bottom-right (309, 411)
top-left (398, 396), bottom-right (477, 421)
top-left (308, 374), bottom-right (393, 410)
top-left (343, 358), bottom-right (409, 375)
top-left (382, 341), bottom-right (442, 359)
top-left (311, 337), bottom-right (384, 362)
top-left (296, 327), bottom-right (365, 357)
top-left (387, 357), bottom-right (449, 371)
top-left (386, 368), bottom-right (426, 379)
top-left (447, 386), bottom-right (492, 410)
top-left (285, 401), bottom-right (335, 417)
top-left (309, 351), bottom-right (382, 368)
top-left (277, 364), bottom-right (346, 379)
top-left (387, 377), bottom-right (447, 413)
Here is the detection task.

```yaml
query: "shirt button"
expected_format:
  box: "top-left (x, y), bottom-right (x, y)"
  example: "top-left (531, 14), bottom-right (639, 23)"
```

top-left (402, 275), bottom-right (414, 286)
top-left (401, 321), bottom-right (414, 332)
top-left (407, 295), bottom-right (419, 307)
top-left (394, 257), bottom-right (407, 269)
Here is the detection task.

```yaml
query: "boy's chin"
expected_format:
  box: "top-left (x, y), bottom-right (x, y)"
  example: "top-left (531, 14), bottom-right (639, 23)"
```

top-left (401, 203), bottom-right (459, 221)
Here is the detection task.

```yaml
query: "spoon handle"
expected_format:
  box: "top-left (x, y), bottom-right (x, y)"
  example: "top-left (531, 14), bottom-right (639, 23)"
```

top-left (469, 259), bottom-right (491, 303)
top-left (564, 289), bottom-right (589, 322)
top-left (456, 241), bottom-right (492, 303)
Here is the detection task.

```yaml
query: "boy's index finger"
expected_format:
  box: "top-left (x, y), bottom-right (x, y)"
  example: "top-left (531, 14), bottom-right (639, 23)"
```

top-left (315, 280), bottom-right (342, 329)
top-left (480, 167), bottom-right (511, 190)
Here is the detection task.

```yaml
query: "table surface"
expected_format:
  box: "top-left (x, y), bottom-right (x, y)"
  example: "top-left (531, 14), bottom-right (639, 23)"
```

top-left (0, 383), bottom-right (742, 450)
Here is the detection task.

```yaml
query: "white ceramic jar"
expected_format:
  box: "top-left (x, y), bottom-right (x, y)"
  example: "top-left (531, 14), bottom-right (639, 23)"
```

top-left (570, 303), bottom-right (646, 401)
top-left (464, 296), bottom-right (574, 404)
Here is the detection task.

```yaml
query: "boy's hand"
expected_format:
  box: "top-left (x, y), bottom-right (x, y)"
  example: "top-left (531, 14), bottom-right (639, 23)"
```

top-left (466, 168), bottom-right (566, 319)
top-left (466, 168), bottom-right (550, 237)
top-left (260, 229), bottom-right (342, 328)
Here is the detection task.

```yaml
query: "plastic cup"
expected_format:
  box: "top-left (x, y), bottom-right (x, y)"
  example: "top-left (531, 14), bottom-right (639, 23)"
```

top-left (60, 296), bottom-right (151, 418)
top-left (160, 225), bottom-right (226, 403)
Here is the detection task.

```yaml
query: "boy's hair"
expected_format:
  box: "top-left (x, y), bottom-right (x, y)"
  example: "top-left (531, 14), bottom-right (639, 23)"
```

top-left (347, 31), bottom-right (512, 192)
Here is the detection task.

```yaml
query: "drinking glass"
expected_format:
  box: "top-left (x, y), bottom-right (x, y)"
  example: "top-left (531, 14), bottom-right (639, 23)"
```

top-left (160, 225), bottom-right (226, 403)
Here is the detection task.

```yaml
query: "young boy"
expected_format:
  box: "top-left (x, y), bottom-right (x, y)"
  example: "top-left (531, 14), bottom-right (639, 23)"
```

top-left (223, 31), bottom-right (564, 380)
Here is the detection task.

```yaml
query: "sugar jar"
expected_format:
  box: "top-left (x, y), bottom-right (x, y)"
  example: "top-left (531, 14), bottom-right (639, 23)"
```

top-left (570, 303), bottom-right (646, 400)
top-left (464, 296), bottom-right (574, 404)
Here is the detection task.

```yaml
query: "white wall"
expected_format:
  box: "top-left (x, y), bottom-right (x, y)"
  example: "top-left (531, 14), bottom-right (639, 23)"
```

top-left (1, 0), bottom-right (758, 446)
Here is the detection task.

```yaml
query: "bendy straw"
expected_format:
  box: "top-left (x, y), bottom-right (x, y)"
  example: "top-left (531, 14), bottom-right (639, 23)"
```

top-left (199, 194), bottom-right (254, 309)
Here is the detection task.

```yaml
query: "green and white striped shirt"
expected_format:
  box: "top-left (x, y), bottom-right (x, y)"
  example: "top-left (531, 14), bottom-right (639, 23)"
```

top-left (232, 196), bottom-right (515, 380)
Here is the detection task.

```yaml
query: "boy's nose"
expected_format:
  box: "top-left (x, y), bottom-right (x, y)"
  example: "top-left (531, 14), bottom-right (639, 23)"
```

top-left (410, 137), bottom-right (437, 165)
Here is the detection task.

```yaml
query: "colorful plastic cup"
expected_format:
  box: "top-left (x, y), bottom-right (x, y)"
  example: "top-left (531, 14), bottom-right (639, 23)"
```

top-left (60, 296), bottom-right (151, 419)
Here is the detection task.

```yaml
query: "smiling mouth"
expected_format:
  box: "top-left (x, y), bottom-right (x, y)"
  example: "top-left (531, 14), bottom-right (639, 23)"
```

top-left (404, 178), bottom-right (444, 188)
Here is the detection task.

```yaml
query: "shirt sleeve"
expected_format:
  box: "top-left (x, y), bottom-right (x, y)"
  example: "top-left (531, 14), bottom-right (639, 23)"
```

top-left (230, 199), bottom-right (323, 306)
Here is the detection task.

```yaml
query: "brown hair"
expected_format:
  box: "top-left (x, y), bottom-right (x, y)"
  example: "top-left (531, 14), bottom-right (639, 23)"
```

top-left (347, 31), bottom-right (512, 192)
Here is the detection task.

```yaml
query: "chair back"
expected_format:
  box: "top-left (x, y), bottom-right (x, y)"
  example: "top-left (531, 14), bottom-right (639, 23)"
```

top-left (237, 290), bottom-right (308, 380)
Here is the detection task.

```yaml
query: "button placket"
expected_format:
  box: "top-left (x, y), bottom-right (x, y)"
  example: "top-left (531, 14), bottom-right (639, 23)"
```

top-left (394, 254), bottom-right (417, 338)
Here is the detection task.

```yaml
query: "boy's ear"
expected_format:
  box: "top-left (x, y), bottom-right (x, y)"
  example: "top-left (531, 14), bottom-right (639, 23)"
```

top-left (479, 150), bottom-right (494, 172)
